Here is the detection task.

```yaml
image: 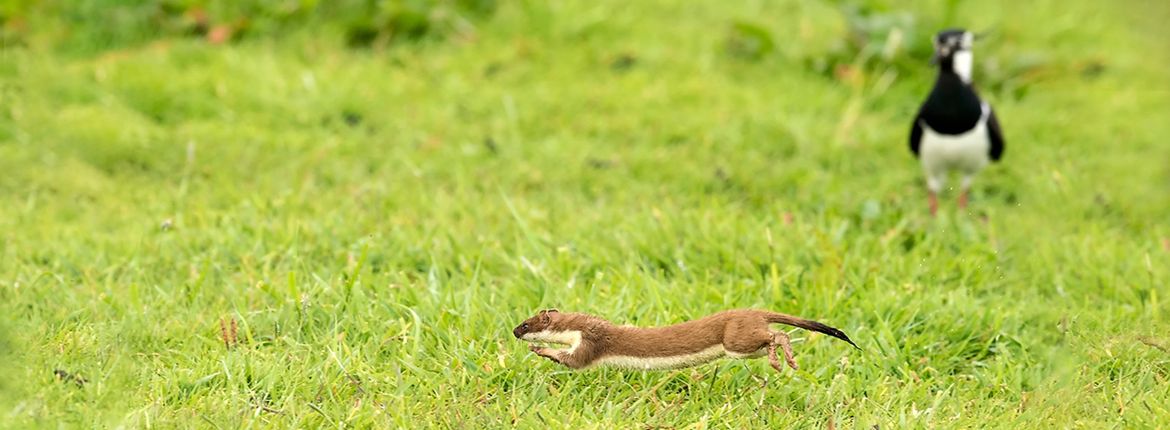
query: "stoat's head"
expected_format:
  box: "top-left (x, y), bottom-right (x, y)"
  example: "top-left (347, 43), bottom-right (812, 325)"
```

top-left (931, 28), bottom-right (977, 82)
top-left (513, 309), bottom-right (561, 341)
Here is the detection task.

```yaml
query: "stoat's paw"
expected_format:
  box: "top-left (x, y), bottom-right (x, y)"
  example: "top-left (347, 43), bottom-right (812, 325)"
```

top-left (529, 345), bottom-right (558, 361)
top-left (523, 342), bottom-right (570, 366)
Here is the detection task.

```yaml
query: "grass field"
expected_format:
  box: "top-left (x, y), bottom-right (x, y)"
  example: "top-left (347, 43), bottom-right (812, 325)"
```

top-left (2, 0), bottom-right (1169, 428)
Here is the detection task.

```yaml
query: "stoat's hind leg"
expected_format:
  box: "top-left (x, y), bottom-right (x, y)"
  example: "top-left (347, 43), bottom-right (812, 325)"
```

top-left (724, 327), bottom-right (772, 360)
top-left (768, 331), bottom-right (797, 372)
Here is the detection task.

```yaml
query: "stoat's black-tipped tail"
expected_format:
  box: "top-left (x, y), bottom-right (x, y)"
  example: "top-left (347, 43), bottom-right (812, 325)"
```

top-left (799, 319), bottom-right (861, 350)
top-left (766, 312), bottom-right (861, 350)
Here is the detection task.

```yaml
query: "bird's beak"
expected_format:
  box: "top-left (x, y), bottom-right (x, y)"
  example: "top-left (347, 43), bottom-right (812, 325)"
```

top-left (930, 46), bottom-right (951, 65)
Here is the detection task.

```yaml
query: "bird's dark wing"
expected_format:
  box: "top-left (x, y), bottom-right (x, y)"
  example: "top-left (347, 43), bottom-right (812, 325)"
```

top-left (987, 108), bottom-right (1005, 161)
top-left (909, 116), bottom-right (923, 158)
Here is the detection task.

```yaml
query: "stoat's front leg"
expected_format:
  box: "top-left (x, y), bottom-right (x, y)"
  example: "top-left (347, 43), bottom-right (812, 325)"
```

top-left (529, 344), bottom-right (565, 365)
top-left (529, 344), bottom-right (594, 369)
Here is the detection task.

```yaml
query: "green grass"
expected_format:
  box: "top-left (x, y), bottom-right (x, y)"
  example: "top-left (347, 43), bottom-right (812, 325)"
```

top-left (2, 0), bottom-right (1170, 427)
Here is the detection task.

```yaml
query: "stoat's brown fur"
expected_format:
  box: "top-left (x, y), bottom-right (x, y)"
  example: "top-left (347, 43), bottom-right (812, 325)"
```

top-left (513, 309), bottom-right (858, 372)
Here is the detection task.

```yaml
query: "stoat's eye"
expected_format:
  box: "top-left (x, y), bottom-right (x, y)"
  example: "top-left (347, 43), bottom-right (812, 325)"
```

top-left (522, 323), bottom-right (529, 330)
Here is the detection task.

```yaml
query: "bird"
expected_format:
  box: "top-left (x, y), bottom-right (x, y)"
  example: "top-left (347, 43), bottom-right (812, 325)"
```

top-left (909, 28), bottom-right (1005, 216)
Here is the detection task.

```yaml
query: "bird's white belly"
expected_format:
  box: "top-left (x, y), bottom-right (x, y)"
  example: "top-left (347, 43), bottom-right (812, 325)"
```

top-left (920, 121), bottom-right (990, 191)
top-left (921, 124), bottom-right (990, 172)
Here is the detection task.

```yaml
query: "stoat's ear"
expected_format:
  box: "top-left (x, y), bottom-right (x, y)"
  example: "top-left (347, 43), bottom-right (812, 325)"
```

top-left (538, 309), bottom-right (558, 323)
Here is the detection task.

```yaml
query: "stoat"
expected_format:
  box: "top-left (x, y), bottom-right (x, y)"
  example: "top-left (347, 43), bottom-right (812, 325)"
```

top-left (513, 309), bottom-right (858, 372)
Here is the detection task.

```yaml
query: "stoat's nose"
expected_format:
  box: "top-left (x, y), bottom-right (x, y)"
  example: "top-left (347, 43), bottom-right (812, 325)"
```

top-left (512, 326), bottom-right (523, 338)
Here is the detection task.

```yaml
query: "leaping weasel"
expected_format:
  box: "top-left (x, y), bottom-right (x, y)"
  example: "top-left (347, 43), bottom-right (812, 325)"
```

top-left (513, 309), bottom-right (858, 372)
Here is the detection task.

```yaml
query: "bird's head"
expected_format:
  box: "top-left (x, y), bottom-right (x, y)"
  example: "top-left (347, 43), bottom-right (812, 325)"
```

top-left (931, 28), bottom-right (974, 65)
top-left (931, 28), bottom-right (980, 82)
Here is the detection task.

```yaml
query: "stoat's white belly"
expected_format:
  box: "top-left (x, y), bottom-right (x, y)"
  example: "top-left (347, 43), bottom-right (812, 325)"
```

top-left (595, 345), bottom-right (769, 370)
top-left (595, 345), bottom-right (729, 370)
top-left (523, 329), bottom-right (769, 371)
top-left (919, 117), bottom-right (991, 192)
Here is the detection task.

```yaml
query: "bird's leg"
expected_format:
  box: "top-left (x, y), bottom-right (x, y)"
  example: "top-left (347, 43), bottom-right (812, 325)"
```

top-left (958, 175), bottom-right (974, 210)
top-left (925, 175), bottom-right (944, 217)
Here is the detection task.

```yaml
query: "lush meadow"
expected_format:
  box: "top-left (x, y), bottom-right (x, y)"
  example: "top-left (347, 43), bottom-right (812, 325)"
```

top-left (1, 0), bottom-right (1169, 427)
